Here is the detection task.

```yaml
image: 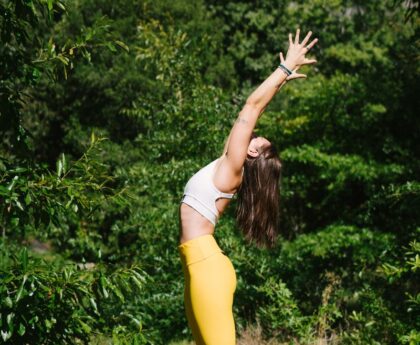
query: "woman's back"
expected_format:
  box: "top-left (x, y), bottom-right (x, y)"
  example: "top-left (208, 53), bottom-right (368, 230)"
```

top-left (179, 156), bottom-right (240, 244)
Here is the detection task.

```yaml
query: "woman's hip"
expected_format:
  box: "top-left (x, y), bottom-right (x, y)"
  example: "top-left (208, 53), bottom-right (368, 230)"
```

top-left (178, 234), bottom-right (236, 291)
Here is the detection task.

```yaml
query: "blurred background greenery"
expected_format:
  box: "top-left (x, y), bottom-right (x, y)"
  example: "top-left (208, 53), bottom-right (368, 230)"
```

top-left (0, 0), bottom-right (419, 344)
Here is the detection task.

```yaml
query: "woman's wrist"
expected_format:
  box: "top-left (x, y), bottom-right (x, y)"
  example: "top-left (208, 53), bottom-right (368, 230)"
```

top-left (282, 59), bottom-right (296, 72)
top-left (278, 63), bottom-right (292, 77)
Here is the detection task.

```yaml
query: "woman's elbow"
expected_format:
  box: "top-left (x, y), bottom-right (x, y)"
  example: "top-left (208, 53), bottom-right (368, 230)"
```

top-left (245, 96), bottom-right (258, 107)
top-left (239, 103), bottom-right (261, 120)
top-left (245, 97), bottom-right (265, 113)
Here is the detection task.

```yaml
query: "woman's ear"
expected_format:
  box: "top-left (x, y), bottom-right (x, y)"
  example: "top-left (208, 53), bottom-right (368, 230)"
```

top-left (247, 147), bottom-right (259, 158)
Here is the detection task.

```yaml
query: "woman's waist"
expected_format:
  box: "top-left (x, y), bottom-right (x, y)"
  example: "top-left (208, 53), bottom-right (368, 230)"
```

top-left (178, 233), bottom-right (224, 266)
top-left (180, 195), bottom-right (218, 225)
top-left (179, 203), bottom-right (215, 243)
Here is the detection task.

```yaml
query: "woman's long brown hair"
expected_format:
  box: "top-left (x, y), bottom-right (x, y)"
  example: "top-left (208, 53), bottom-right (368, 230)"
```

top-left (236, 144), bottom-right (282, 248)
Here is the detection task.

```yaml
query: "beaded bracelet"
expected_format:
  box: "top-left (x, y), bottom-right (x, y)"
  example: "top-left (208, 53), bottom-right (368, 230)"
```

top-left (278, 63), bottom-right (292, 76)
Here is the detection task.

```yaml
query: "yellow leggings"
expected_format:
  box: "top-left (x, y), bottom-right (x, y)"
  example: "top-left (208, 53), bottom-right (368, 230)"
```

top-left (178, 234), bottom-right (237, 345)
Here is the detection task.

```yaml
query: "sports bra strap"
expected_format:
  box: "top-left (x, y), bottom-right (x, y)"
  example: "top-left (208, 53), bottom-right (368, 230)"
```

top-left (218, 191), bottom-right (234, 199)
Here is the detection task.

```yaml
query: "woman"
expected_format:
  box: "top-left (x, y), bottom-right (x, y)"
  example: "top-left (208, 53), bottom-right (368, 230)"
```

top-left (178, 29), bottom-right (318, 344)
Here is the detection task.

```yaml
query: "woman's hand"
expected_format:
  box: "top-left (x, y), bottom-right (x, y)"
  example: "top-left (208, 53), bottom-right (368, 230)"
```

top-left (282, 28), bottom-right (318, 72)
top-left (279, 52), bottom-right (307, 81)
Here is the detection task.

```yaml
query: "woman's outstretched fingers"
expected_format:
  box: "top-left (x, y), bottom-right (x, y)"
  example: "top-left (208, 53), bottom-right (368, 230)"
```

top-left (295, 28), bottom-right (300, 44)
top-left (305, 38), bottom-right (318, 51)
top-left (301, 31), bottom-right (313, 47)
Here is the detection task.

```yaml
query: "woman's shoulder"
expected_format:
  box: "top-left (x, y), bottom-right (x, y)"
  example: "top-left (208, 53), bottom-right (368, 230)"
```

top-left (213, 154), bottom-right (243, 193)
top-left (215, 153), bottom-right (244, 175)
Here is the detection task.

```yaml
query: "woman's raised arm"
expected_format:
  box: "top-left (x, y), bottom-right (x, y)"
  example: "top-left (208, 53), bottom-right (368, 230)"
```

top-left (222, 29), bottom-right (318, 174)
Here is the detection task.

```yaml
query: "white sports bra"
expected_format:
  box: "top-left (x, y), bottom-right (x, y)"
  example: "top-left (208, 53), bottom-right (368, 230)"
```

top-left (181, 158), bottom-right (235, 225)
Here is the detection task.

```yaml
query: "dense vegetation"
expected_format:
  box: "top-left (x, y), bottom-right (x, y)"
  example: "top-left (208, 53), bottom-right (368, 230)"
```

top-left (1, 0), bottom-right (419, 344)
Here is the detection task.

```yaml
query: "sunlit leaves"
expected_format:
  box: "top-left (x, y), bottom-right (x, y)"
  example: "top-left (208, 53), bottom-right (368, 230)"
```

top-left (0, 241), bottom-right (150, 344)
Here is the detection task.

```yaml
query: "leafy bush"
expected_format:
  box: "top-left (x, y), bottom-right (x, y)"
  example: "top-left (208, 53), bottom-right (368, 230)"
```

top-left (0, 241), bottom-right (149, 344)
top-left (256, 277), bottom-right (313, 342)
top-left (1, 0), bottom-right (418, 344)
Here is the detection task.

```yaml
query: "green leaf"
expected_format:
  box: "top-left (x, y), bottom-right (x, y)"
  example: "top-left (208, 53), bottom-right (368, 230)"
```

top-left (106, 42), bottom-right (117, 52)
top-left (24, 193), bottom-right (32, 205)
top-left (1, 330), bottom-right (12, 341)
top-left (45, 318), bottom-right (53, 330)
top-left (6, 312), bottom-right (14, 326)
top-left (21, 248), bottom-right (28, 272)
top-left (114, 40), bottom-right (129, 52)
top-left (11, 217), bottom-right (19, 227)
top-left (9, 167), bottom-right (27, 173)
top-left (100, 276), bottom-right (109, 299)
top-left (78, 319), bottom-right (92, 333)
top-left (57, 159), bottom-right (63, 177)
top-left (7, 176), bottom-right (18, 191)
top-left (56, 1), bottom-right (66, 11)
top-left (17, 323), bottom-right (26, 336)
top-left (131, 276), bottom-right (143, 291)
top-left (4, 296), bottom-right (13, 308)
top-left (109, 284), bottom-right (125, 302)
top-left (90, 297), bottom-right (99, 314)
top-left (56, 55), bottom-right (69, 65)
top-left (15, 200), bottom-right (24, 211)
top-left (61, 153), bottom-right (67, 174)
top-left (16, 274), bottom-right (28, 302)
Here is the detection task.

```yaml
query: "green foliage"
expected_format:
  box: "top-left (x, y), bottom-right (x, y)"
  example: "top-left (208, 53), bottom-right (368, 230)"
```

top-left (275, 225), bottom-right (402, 342)
top-left (0, 0), bottom-right (418, 344)
top-left (379, 238), bottom-right (420, 343)
top-left (0, 0), bottom-right (127, 158)
top-left (255, 277), bottom-right (313, 341)
top-left (0, 240), bottom-right (149, 344)
top-left (0, 136), bottom-right (121, 238)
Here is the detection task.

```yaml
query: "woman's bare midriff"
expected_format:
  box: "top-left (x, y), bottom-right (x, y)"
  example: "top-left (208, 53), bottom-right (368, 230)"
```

top-left (179, 198), bottom-right (232, 244)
